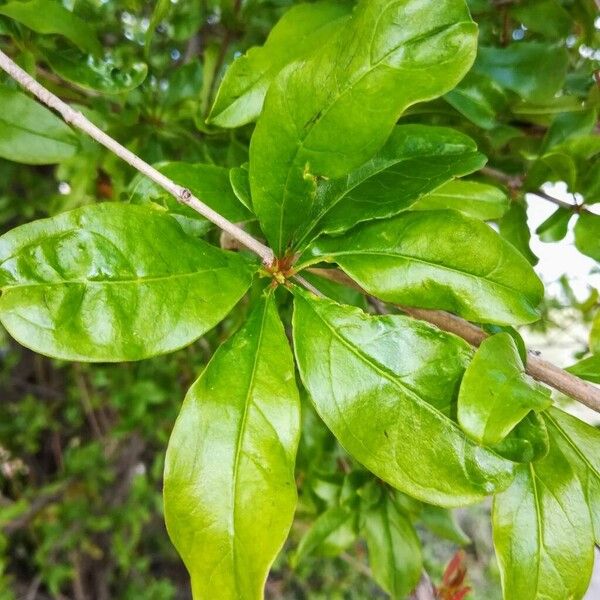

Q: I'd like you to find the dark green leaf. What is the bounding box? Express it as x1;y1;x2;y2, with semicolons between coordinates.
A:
250;0;478;254
164;295;300;599
575;212;600;262
0;86;77;164
362;494;422;597
0;0;101;55
0;204;256;361
46;48;147;94
458;333;552;446
412;180;509;221
300;211;544;326
510;0;573;38
536;207;573;243
208;1;352;128
292;290;514;507
474;43;568;103
295;125;486;246
493;417;594;600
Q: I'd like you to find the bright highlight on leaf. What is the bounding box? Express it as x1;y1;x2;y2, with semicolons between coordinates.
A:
0;203;257;361
164;295;300;600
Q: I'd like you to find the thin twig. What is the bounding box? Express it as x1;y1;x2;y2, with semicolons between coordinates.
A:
308;268;600;413
0;50;275;267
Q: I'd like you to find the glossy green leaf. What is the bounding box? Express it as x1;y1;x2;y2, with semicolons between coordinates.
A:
492;418;594;600
0;0;101;55
412;180;509;221
0;204;256;361
301;211;544;326
164;295;300;599
536;207;572;243
295;125;486;246
474;43;568;103
499;202;538;265
575;212;600;262
250;0;478;254
492;412;550;464
547;408;600;543
208;1;352;128
445;71;508;130
0;86;77;164
458;333;552;446
362;494;422;598
566;354;600;384
46;48;147;94
128;162;253;225
294;505;357;565
292;290;514;507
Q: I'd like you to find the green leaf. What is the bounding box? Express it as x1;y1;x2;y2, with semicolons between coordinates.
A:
129;162;253;224
566;354;600;384
591;312;600;355
362;494;422;598
445;71;508;130
474;43;568;103
0;0;101;55
458;333;552;446
535;207;572;243
295;125;486;246
412;180;509;221
0;204;256;361
300;211;544;326
510;0;573;38
491;412;550;464
492;417;594;600
292;290;514;507
46;48;147;94
0;86;77;164
499;202;538;265
575;212;600;262
229;166;252;211
164;295;300;600
418;503;470;546
293;505;357;565
208;1;352;128
249;0;478;254
547;408;600;544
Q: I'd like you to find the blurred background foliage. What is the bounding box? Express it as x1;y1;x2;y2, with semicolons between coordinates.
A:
0;0;599;597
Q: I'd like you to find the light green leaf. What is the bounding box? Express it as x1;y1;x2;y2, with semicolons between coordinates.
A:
499;202;538;265
295;125;486;246
0;86;77;164
362;494;422;598
493;417;594;600
575;212;600;262
412;180;509;221
591;312;600;355
292;290;514;507
250;0;478;254
458;333;552;446
300;211;544;326
294;505;357;565
208;1;352;128
46;48;147;94
0;0;101;55
128;162;253;224
474;43;568;103
0;204;256;361
547;408;600;544
229;166;252;211
164;295;300;600
566;354;600;384
492;412;549;464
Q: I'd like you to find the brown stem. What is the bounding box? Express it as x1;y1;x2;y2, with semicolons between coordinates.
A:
308;268;600;413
